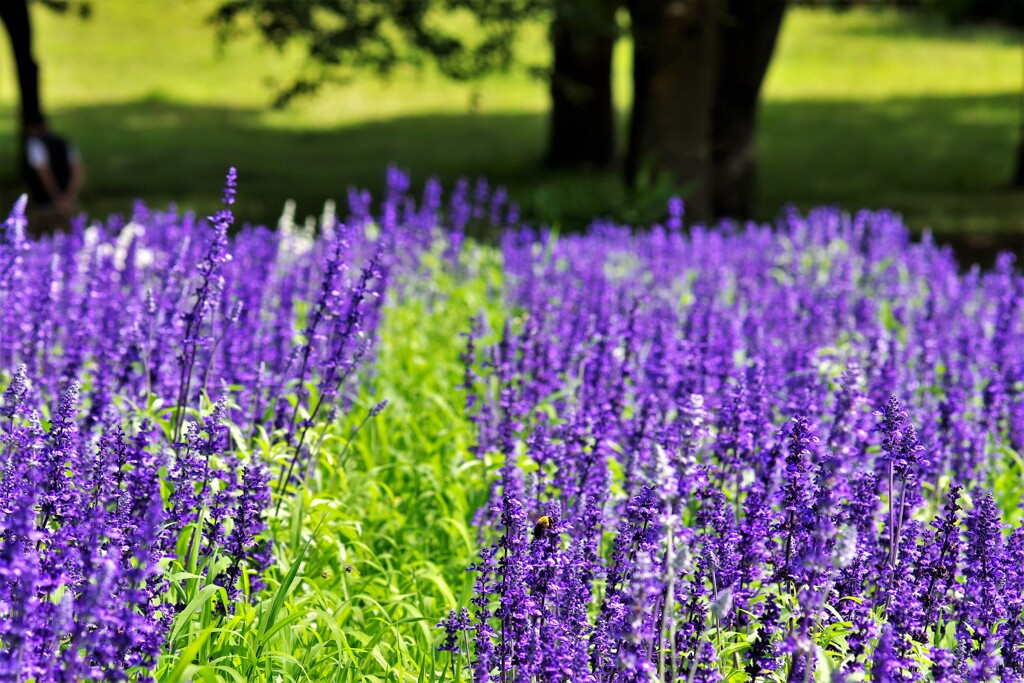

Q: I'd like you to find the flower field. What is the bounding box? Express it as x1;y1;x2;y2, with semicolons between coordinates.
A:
1;171;1023;682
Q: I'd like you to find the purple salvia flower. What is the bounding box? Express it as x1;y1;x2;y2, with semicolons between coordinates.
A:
876;394;926;567
39;380;81;525
0;195;28;287
692;639;723;683
222;166;238;205
369;399;388;418
1002;524;1024;677
744;595;781;681
667;195;684;233
221;461;273;601
958;492;1007;665
930;647;960;683
493;486;538;679
916;483;963;636
1;364;28;420
776;416;818;581
437;607;472;654
871;624;900;683
826;361;869;459
470;547;498;683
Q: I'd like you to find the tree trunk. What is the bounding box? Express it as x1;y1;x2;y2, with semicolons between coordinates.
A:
1015;137;1024;188
1014;113;1024;188
545;0;618;169
626;0;721;222
711;0;786;219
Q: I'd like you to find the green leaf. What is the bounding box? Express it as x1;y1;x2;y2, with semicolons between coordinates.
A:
169;584;228;643
160;626;215;683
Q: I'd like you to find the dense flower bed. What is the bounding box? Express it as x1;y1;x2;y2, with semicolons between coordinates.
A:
452;207;1024;681
0;170;517;680
3;170;1023;681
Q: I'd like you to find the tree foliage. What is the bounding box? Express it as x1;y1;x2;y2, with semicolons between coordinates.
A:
210;0;548;107
796;0;1023;27
31;0;91;17
924;0;1024;26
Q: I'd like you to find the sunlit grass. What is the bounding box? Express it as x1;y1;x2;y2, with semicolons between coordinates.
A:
765;8;1021;100
154;240;507;681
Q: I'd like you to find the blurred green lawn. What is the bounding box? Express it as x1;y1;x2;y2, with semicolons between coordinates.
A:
1;3;1022;250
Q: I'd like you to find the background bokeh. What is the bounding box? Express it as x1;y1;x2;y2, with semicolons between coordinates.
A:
1;1;1022;258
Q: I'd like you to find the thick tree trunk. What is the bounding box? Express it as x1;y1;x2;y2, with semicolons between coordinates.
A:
545;0;618;168
711;0;786;219
626;0;721;222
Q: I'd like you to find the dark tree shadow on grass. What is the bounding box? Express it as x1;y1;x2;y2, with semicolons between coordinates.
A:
0;91;1021;265
2;101;550;233
759;92;1024;265
820;8;1022;45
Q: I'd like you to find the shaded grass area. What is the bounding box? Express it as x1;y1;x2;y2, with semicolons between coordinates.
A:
2;101;549;232
760;92;1024;259
0;6;1022;259
2;92;1020;256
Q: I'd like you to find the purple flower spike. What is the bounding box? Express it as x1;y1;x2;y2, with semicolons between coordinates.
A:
223;166;238;206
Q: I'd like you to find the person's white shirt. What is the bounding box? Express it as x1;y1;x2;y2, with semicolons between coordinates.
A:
26;136;80;169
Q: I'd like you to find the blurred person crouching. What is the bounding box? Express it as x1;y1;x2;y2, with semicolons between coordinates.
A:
3;0;85;232
22;123;85;231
